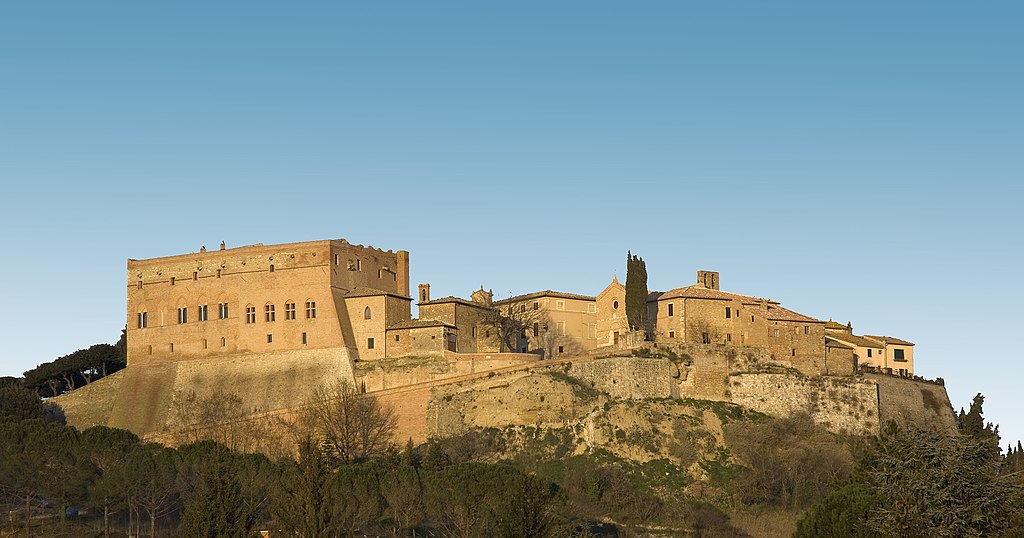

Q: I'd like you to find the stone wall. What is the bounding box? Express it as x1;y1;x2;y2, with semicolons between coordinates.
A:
567;358;676;399
354;353;537;392
869;373;956;434
729;373;880;435
55;346;355;436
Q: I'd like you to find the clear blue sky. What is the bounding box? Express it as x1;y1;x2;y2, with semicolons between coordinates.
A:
2;2;1021;444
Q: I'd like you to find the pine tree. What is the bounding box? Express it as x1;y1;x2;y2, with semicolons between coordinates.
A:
625;251;648;333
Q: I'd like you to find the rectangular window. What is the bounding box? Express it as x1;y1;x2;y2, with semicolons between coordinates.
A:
894;348;906;361
725;307;731;319
267;334;273;343
137;311;148;328
702;332;711;344
533;322;539;337
803;325;809;335
198;304;208;321
270;264;275;273
219;303;229;319
669;330;675;338
193;271;198;281
751;315;754;323
557;321;566;336
394;334;400;341
588;323;596;338
221;337;226;347
334;253;339;265
792;348;796;357
472;327;477;338
285;302;296;320
588;303;596;313
217;269;222;278
520;304;526;313
367;337;374;349
138;280;143;289
306;301;317;319
170;277;175;286
246;306;256;324
265;304;275;322
356;259;361;271
727;333;732;342
558;346;564;354
178;307;188;324
667;304;674;317
556;300;565;311
302;332;308;345
867;349;872;357
533;301;539;310
202;339;208;349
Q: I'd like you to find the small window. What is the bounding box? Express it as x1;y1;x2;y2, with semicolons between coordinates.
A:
356;259;362;271
137;311;148;329
727;333;733;342
306;301;317;319
367;337;374;349
868;349;873;357
520;304;526;313
270;264;275;273
395;334;400;342
533;322;539;337
137;280;143;289
219;303;229;319
221;337;226;347
148;345;153;355
725;307;731;319
267;334;273;343
533;301;539;311
217;269;222;278
751;315;754;323
265;304;275;322
803;325;809;335
202;339;208;349
558;346;564;354
198;304;208;322
364;306;372;320
894;348;906;361
588;304;596;313
792;348;796;357
557;321;566;336
178;307;188;324
334;253;339;265
170;277;175;286
556;300;565;311
246;305;256;324
702;332;711;345
302;332;308;345
472;327;476;337
613;300;619;310
285;302;296;320
169;343;174;352
668;304;674;317
193;271;198;281
669;330;675;338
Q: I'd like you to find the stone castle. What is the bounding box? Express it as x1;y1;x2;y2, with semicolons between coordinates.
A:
126;237;915;378
54;235;944;444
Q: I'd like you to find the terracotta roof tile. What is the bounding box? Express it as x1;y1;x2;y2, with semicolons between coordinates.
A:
865;335;914;346
419;296;490;308
344;287;412;300
388;318;457;330
494;290;596;305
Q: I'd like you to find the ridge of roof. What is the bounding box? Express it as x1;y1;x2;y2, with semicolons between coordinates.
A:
344;287;412;300
388;318;457;330
494;290;596;304
865;335;915;346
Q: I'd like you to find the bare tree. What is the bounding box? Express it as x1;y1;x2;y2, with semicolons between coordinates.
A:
303;379;398;463
687;319;723;345
483;300;547;353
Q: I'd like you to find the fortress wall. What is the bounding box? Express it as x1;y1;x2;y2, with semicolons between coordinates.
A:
869;373;957;434
568;357;676;399
729;374;880;436
56;347;355;437
355;354;536;392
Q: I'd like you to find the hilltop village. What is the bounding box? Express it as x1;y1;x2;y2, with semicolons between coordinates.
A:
57;236;948;445
124;238;913;376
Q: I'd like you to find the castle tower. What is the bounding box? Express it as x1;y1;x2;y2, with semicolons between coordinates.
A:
697;270;719;290
418;283;431;304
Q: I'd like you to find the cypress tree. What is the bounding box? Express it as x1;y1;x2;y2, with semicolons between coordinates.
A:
625;251;648;333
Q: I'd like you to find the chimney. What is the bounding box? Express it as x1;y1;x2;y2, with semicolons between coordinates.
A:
418;283;431;304
219;241;226;251
696;270;719;290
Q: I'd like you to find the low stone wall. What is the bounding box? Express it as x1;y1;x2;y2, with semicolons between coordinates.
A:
729;373;880;436
355;352;538;392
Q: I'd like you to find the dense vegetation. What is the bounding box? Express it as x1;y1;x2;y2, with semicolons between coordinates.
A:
21;330;126;398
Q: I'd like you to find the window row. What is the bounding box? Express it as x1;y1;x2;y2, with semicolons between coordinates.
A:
136;301;317;328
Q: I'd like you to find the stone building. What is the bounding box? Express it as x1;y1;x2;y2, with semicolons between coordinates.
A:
493;290;599;357
825;321;915;375
126;239;412;364
642;271;827;375
416;285;499;353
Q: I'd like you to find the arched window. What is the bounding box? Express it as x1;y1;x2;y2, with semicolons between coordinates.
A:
364;306;372;320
